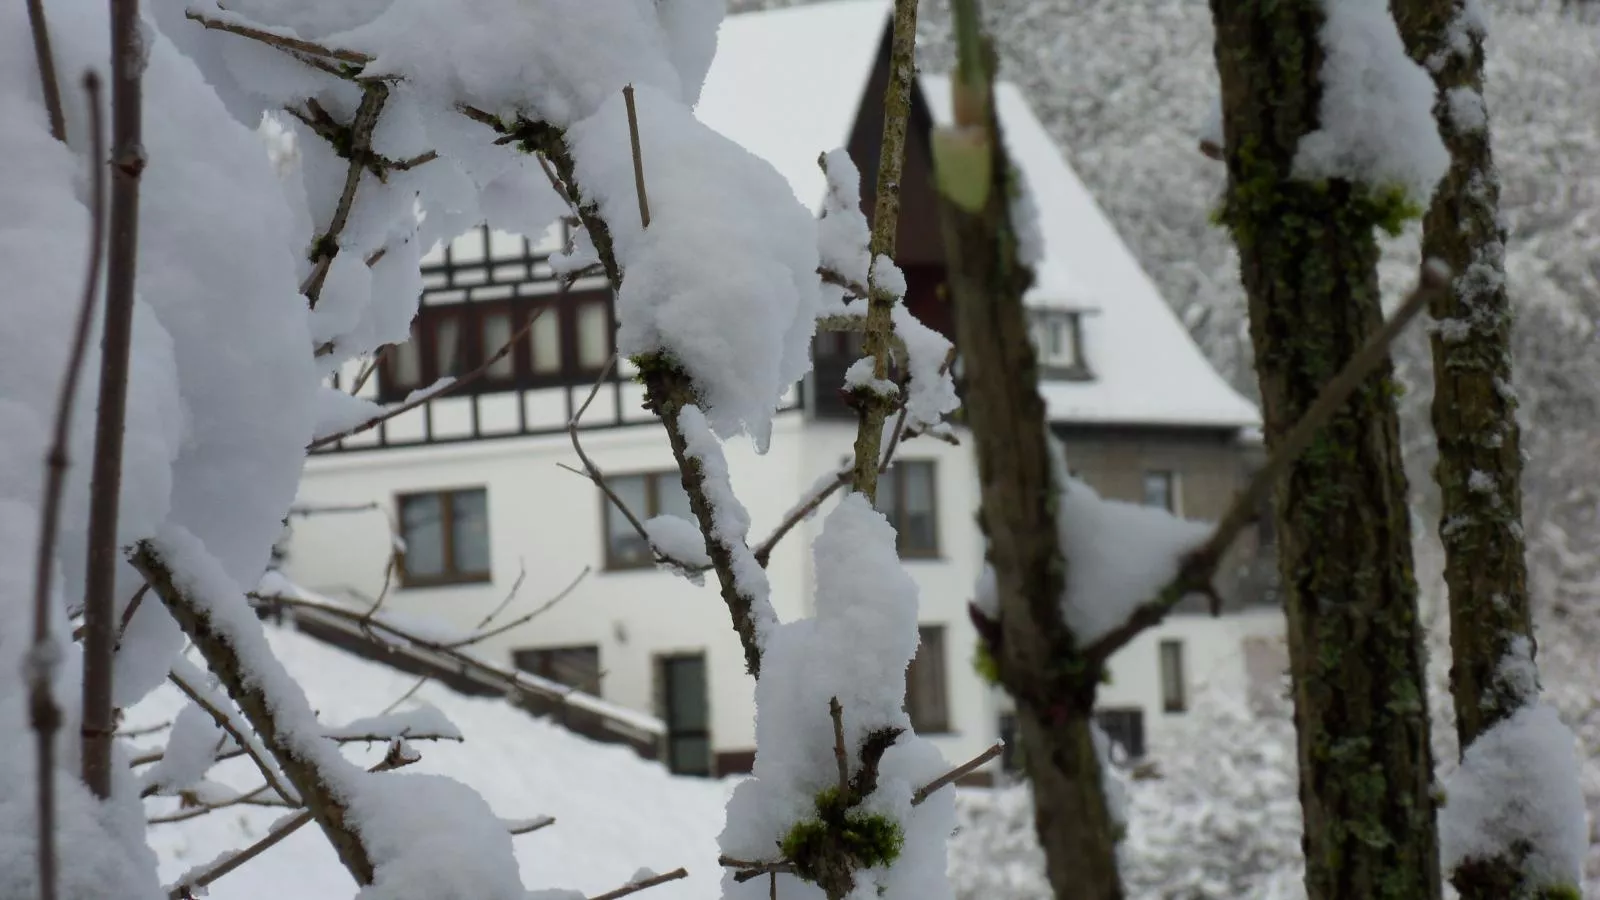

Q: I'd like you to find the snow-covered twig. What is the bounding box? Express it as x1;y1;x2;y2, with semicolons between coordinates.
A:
181;9;372;65
296;87;390;306
118;718;172;739
848;0;922;503
23;0;63;142
163;740;417;900
164;666;297;804
83;14;146;796
309;308;544;449
1084;261;1450;665
28;69;106;900
506;815;556;835
588;867;689;900
131;542;378;884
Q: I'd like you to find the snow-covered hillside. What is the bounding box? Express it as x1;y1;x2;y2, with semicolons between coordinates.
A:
125;627;734;899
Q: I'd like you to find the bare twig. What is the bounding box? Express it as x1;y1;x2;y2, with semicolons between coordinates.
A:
132;725;459;769
165;668;296;804
720;856;797;884
182;10;373;64
589;868;689;900
829;697;849;797
147;783;287;824
164;743;414;899
29;70;107;900
25;0;66;142
349;346;392;395
752;470;851;567
911;741;1003;806
309;309;543;449
621;85;650;228
1083;262;1450;665
118;718;171;739
442;566;587;649
83;15;148;795
507;815;556;835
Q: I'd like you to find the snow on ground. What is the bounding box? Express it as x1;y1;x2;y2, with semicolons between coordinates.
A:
125;626;734;899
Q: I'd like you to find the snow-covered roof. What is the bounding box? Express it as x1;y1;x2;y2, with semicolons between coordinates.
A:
919;76;1260;430
697;1;1260;431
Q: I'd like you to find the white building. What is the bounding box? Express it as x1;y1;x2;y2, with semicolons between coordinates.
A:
281;0;1285;780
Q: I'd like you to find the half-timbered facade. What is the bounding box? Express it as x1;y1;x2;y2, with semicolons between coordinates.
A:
283;0;1283;778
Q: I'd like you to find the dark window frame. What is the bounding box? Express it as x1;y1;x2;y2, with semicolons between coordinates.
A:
1030;310;1092;381
905;624;951;733
396;487;492;587
1142;469;1178;513
877;460;940;559
1094;706;1146;761
512;644;602;694
656;652;713;777
376;289;616;403
1159;638;1187;714
601;470;695;572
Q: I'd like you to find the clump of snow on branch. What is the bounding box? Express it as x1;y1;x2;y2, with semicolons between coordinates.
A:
817;148;872;291
676;406;779;639
720;495;953;899
1046;439;1210;644
570;86;821;440
1438;643;1587;892
643;514;714;569
1293;0;1450;206
891;304;959;431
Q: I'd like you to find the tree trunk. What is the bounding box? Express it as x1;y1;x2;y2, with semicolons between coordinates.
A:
933;8;1124;897
1392;2;1546;896
1208;3;1442;899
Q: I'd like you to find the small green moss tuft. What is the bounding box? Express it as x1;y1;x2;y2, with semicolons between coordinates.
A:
971;641;1001;685
1535;884;1581;900
629;350;681;383
779;786;906;883
1356;183;1426;237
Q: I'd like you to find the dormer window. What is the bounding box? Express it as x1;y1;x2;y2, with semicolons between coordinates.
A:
1030;310;1090;380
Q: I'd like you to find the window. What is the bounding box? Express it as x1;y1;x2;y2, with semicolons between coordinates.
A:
513;645;601;693
657;653;712;776
1094;707;1145;761
876;461;938;558
1142;470;1177;513
397;488;491;586
905;626;950;733
1159;639;1187;713
603;471;695;570
376;289;617;402
1029;311;1088;377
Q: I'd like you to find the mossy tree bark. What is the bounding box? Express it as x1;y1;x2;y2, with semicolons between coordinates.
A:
933;5;1123;898
1208;3;1442;899
1393;3;1551;896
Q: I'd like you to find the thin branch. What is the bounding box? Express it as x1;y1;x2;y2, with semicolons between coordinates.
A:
1084;262;1451;665
829;697;849;797
589;868;689;900
182;10;373;64
84;13;148;795
25;0;66;142
301;86;388;306
752;469;851;567
165;669;296;804
621;85;650;228
118;718;171;739
817;265;869;301
147;783;283;824
850;0;922;503
29;69;106;900
349;346;391;395
164;743;414;900
911;741;1003;806
507;815;556;836
132;726;459;769
441;566;587;649
309;309;543;448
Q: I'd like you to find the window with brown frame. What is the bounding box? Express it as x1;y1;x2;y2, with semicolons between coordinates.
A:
876;460;939;558
905;625;950;733
602;471;695;570
396;488;491;586
512;645;601;693
377;290;615;402
1029;310;1091;380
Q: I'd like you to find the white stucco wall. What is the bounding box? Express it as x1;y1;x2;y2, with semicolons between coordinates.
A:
287;400;1283;776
